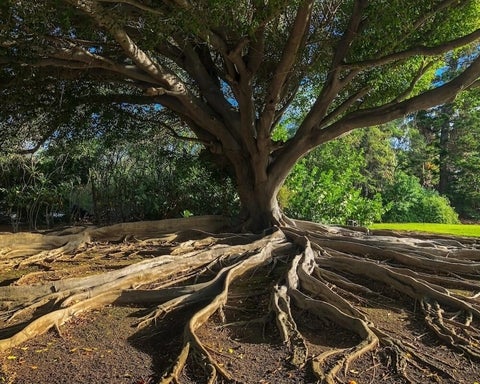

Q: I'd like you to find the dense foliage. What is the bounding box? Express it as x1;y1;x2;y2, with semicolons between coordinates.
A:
2;112;474;231
281;130;386;225
381;171;459;224
0;136;238;230
281;124;463;225
1;0;479;230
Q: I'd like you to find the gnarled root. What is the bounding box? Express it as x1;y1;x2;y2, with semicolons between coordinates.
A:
159;229;286;383
1;217;480;383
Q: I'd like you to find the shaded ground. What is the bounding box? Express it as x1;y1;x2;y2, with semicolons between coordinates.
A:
1;220;480;383
2;277;480;383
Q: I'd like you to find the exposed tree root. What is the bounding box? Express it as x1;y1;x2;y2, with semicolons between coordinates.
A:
1;216;480;383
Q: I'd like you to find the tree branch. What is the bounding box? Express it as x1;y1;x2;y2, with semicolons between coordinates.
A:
269;55;480;194
180;40;236;127
96;0;165;15
164;0;191;8
0;54;152;85
273;83;302;128
319;84;370;128
343;29;480;70
16;128;57;155
331;0;368;68
62;0;240;154
158;121;211;146
318;56;480;142
468;79;480;90
64;0;184;92
392;60;437;103
132;112;212;146
391;0;471;52
247;25;265;75
297;0;368;137
51;46;160;83
224;37;258;157
257;0;314;148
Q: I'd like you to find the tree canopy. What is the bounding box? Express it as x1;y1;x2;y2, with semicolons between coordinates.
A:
3;3;480;383
1;0;480;229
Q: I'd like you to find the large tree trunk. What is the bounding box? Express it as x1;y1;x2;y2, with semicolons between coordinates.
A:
231;152;287;232
237;181;284;232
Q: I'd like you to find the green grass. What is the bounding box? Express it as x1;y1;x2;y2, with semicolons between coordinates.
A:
369;223;480;238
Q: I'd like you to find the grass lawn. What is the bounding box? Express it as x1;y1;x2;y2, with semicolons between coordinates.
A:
369;223;480;238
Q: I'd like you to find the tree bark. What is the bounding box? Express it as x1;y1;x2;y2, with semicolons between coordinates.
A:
229;151;285;232
237;180;284;232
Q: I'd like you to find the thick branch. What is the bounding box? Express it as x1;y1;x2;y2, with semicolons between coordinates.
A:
344;29;480;70
0;54;151;85
60;1;240;153
227;37;260;157
318;55;480;142
51;46;160;83
65;0;184;92
257;0;314;143
180;41;238;130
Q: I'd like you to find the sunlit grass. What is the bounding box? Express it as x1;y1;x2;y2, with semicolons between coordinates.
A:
369;223;480;238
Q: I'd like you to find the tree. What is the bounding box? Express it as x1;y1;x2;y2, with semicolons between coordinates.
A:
1;1;480;383
400;54;480;218
381;170;460;223
1;0;479;230
391;118;440;188
447;88;480;218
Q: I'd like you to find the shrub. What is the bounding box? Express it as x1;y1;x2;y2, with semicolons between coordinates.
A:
282;160;385;226
382;171;459;224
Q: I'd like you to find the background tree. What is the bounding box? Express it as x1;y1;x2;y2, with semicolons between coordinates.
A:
396;53;480;219
281;128;387;225
447;88;480;218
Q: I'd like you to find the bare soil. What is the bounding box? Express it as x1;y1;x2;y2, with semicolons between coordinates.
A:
2;286;480;384
1;222;480;383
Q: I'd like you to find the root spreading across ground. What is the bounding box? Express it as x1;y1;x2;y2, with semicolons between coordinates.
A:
1;216;479;383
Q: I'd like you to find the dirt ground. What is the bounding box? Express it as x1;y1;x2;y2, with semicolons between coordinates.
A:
1;226;480;384
2;287;480;384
